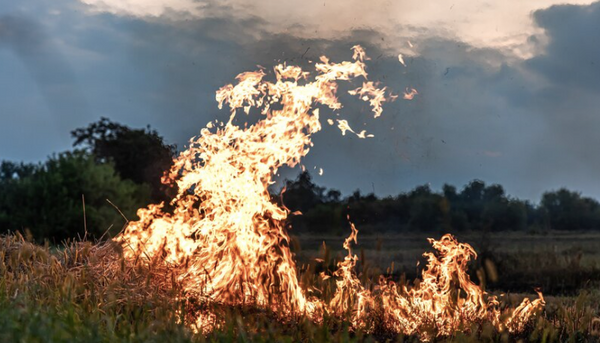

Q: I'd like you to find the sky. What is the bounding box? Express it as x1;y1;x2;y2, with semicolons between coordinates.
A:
1;0;600;202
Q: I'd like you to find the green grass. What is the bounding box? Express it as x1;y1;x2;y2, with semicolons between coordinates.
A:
1;233;600;342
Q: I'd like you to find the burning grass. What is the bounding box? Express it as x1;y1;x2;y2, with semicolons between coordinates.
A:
0;232;598;342
110;46;543;339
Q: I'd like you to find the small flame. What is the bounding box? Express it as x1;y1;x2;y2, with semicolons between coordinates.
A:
335;119;373;138
348;81;397;118
403;87;419;100
398;53;406;66
117;46;543;340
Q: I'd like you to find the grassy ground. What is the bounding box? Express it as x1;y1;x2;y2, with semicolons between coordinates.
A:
1;232;600;342
294;231;600;295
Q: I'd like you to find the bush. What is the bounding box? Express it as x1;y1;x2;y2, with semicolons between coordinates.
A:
0;151;151;242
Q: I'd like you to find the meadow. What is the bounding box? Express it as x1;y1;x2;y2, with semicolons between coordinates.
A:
295;231;600;295
1;231;599;342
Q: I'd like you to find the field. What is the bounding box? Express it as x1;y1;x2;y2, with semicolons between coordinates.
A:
1;231;600;342
295;231;600;295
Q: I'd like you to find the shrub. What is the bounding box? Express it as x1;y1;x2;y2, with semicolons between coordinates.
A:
0;151;151;241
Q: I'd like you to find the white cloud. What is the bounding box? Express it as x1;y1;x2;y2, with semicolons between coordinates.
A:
79;0;202;18
78;0;596;56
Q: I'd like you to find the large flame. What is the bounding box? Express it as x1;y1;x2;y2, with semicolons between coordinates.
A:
117;46;544;339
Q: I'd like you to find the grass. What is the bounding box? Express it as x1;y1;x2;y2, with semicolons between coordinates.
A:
0;232;599;342
294;231;600;295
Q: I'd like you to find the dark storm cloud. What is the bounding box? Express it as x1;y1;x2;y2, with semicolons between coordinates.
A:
527;2;600;91
504;2;600;198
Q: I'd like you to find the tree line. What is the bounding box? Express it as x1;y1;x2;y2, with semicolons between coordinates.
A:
281;172;600;234
2;118;599;242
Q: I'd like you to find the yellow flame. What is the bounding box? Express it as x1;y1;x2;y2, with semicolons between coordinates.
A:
398;53;406;66
117;46;543;339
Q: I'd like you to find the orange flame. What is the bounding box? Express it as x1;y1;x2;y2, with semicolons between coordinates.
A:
116;46;543;339
403;87;419;100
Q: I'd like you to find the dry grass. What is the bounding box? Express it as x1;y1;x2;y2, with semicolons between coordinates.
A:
294;232;600;295
0;232;599;342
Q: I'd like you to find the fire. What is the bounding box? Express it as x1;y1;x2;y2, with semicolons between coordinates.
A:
116;46;544;339
403;87;419;100
398;53;406;66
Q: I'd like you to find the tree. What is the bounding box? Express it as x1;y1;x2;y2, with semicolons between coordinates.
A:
407;185;444;231
482;198;527;231
483;184;505;202
71;117;176;202
0;151;151;242
281;171;326;213
279;172;348;233
1;161;38;180
540;189;600;231
458;180;487;230
442;184;458;202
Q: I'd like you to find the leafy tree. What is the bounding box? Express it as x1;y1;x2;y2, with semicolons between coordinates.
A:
280;172;347;233
282;171;326;213
483;184;505;202
0;151;151;242
540;189;600;231
1;161;38;180
482;198;527;231
71;117;176;202
442;184;458;202
406;185;444;231
325;189;342;203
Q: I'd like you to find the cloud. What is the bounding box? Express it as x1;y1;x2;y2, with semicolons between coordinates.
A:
77;0;596;55
79;0;202;18
526;1;600;91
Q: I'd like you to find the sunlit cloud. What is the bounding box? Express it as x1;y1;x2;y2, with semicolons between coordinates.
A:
79;0;596;56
